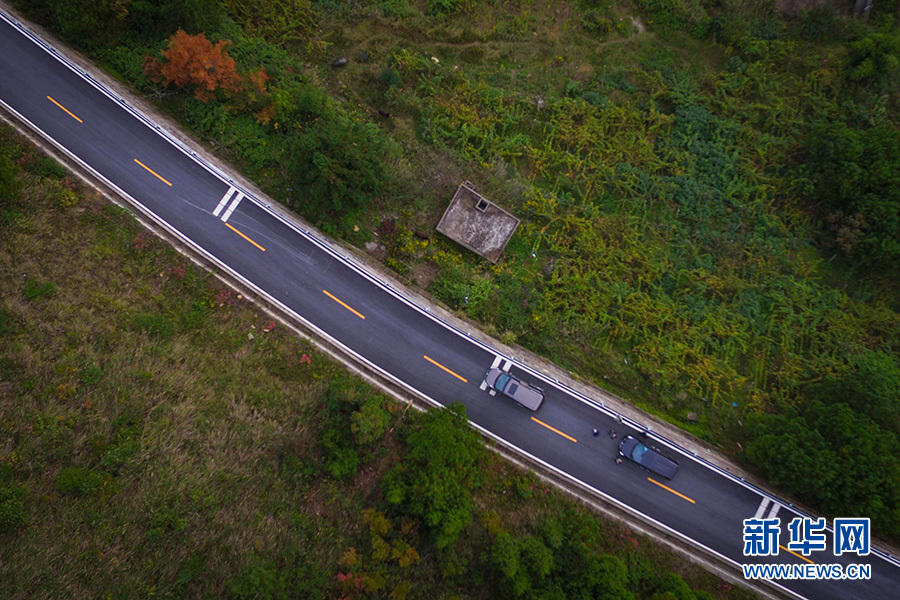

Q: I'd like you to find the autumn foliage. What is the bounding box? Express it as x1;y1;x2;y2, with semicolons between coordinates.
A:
144;30;242;101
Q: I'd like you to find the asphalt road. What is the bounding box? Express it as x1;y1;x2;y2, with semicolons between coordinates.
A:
1;12;897;599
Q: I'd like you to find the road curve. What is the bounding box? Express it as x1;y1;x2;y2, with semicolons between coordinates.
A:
1;11;897;600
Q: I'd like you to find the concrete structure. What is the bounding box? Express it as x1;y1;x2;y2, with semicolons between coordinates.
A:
435;182;520;263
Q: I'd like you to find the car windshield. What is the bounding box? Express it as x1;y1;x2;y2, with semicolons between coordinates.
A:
630;442;649;464
495;373;511;391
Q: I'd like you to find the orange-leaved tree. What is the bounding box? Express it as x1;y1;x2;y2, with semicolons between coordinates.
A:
144;30;242;102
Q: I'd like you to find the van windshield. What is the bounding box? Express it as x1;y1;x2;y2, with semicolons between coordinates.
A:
631;443;649;464
495;373;511;391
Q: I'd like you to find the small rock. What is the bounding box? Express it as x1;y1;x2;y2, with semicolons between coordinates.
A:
536;96;546;110
248;333;255;340
331;57;348;68
365;241;379;252
686;412;699;423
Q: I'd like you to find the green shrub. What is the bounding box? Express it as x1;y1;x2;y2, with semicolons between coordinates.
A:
78;363;103;386
0;484;27;533
324;444;359;479
582;11;613;35
426;0;476;16
375;0;414;18
147;503;188;541
30;155;66;179
378;67;403;89
319;381;371;479
56;467;105;497
100;426;141;474
797;6;836;41
220;0;319;47
635;0;708;33
133;313;175;338
23;278;55;301
847;32;900;86
227;553;327;600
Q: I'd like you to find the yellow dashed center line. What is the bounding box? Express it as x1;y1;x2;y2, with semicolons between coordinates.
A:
423;355;467;383
225;222;266;252
323;290;365;319
531;417;577;443
779;545;815;564
47;96;82;123
133;159;172;186
647;478;696;504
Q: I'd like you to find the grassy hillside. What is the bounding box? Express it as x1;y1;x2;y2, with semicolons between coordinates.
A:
0;125;757;598
9;0;900;539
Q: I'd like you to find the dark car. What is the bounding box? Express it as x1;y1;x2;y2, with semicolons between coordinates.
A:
483;368;545;411
618;435;679;480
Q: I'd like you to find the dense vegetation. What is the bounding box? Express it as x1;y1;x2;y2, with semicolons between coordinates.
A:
0;126;751;598
10;0;900;540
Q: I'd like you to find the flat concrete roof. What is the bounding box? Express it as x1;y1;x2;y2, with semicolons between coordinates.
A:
435;183;520;263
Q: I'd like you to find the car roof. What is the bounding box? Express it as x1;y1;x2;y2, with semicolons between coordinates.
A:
641;448;679;479
620;435;678;479
506;380;544;411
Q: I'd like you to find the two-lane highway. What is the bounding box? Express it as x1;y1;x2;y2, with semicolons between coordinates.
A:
2;11;898;599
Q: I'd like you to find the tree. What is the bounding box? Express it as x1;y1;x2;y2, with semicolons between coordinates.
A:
648;573;700;600
807;350;900;434
802;122;900;269
350;398;392;446
288;112;397;222
382;403;484;549
126;0;224;43
144;30;242;102
746;401;900;537
490;533;554;598
847;31;900;85
46;0;131;48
